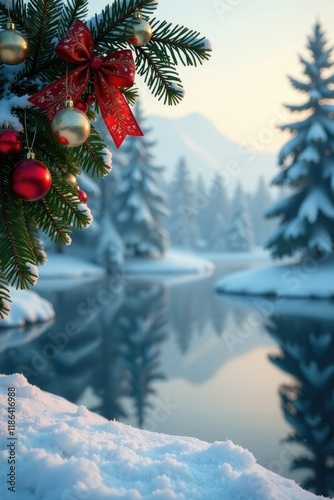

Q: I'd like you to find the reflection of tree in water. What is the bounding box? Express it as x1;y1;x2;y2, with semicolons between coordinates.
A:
89;292;128;421
209;293;229;337
117;283;168;428
0;273;231;429
169;282;197;354
169;275;229;352
0;281;169;429
267;315;334;497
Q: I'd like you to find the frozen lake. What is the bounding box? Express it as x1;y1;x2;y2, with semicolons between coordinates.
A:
1;259;333;498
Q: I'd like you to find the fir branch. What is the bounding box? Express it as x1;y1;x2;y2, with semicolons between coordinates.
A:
27;171;91;245
72;125;109;177
49;172;91;229
0;161;38;289
25;0;62;76
57;0;89;39
89;0;158;49
121;86;139;106
28;197;72;245
0;0;27;30
0;272;11;320
135;46;183;104
149;18;211;67
24;212;47;265
288;76;311;92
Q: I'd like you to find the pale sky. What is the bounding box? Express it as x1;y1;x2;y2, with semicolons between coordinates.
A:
88;0;334;153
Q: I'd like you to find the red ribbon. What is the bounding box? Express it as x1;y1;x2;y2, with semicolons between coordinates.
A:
28;20;143;148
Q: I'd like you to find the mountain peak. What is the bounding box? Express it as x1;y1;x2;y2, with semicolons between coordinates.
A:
149;113;277;193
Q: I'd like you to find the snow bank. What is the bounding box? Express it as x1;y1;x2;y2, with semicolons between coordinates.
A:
0;290;54;328
204;247;270;262
0;374;324;500
216;255;334;298
125;250;214;276
38;255;106;280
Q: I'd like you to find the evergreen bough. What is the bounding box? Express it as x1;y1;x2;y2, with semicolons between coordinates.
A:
0;0;211;317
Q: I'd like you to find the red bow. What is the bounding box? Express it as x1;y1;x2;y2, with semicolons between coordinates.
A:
28;20;143;148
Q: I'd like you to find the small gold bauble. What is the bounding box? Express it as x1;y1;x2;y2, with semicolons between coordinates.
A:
51;100;91;148
64;172;77;188
0;23;29;65
128;12;152;47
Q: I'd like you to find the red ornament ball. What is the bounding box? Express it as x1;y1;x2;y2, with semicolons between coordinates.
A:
11;158;52;201
0;128;22;155
84;93;96;106
74;100;88;113
77;189;88;203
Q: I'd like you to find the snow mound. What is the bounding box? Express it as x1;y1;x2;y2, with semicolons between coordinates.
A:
0;290;54;328
216;255;334;298
125;250;214;276
0;374;323;500
38;255;106;280
205;247;270;262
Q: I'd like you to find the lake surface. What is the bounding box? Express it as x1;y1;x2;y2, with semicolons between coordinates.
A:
1;258;333;498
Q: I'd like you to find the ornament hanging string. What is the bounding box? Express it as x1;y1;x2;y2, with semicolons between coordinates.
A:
28;20;143;148
65;63;71;101
24;110;37;153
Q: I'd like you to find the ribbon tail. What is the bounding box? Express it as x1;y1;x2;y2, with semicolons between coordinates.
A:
95;75;143;148
28;66;90;121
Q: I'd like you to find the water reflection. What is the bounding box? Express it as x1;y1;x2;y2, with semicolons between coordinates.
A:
0;275;230;429
0;281;170;426
267;313;334;497
2;264;332;497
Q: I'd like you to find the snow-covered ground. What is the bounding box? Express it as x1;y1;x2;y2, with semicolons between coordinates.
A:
38;254;106;280
125;250;214;276
0;374;324;500
216;255;334;299
203;247;270;263
0;290;54;328
37;252;213;283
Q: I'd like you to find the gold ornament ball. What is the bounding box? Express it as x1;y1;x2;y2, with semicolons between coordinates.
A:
51;100;91;148
128;12;152;47
0;23;29;65
64;172;77;188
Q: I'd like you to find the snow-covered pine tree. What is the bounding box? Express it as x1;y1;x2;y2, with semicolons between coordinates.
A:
0;0;211;317
250;176;275;246
226;183;254;252
168;157;199;249
206;172;230;251
95;167;125;273
265;23;334;259
92;122;125;272
207;172;230;224
114;101;170;257
209;213;226;252
194;174;208;249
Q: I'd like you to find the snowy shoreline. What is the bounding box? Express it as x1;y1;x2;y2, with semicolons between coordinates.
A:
0;374;324;500
124;250;214;276
216;255;334;299
0;290;54;328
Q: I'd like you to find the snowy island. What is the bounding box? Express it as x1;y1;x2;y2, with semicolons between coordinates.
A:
0;374;325;500
216;254;334;299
